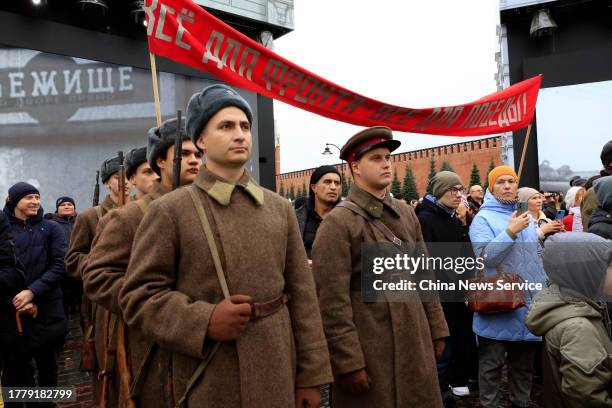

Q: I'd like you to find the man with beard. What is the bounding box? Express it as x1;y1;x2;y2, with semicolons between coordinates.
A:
312;127;449;408
295;165;342;259
83;118;200;407
119;84;331;407
125;146;158;200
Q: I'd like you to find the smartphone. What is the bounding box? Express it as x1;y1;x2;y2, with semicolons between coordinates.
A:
555;210;565;221
516;202;528;215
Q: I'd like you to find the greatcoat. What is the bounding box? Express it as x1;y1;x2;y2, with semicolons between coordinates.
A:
312;183;449;408
65;195;116;279
83;181;170;407
119;166;332;407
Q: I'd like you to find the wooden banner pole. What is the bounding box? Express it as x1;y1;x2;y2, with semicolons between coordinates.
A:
149;52;162;127
517;122;533;181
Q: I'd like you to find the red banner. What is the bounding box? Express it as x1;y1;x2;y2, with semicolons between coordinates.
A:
145;0;541;136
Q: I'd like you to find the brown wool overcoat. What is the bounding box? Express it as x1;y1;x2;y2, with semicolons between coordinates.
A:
312;183;449;408
119;166;332;407
83;181;170;408
66;195;116;279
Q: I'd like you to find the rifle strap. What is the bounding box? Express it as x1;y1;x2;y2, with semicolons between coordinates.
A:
173;186;231;408
105;313;119;372
129;342;157;399
95;205;103;220
336;201;403;247
187;186;231;300
127;198;155;400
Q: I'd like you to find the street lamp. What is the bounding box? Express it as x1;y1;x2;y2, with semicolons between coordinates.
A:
322;143;347;196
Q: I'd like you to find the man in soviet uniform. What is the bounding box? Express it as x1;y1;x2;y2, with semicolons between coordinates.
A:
125;146;158;201
65;155;132;379
120;84;332;407
82;119;201;407
312;126;449;408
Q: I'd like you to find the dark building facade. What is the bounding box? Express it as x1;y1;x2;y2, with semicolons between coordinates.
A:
0;1;291;210
500;0;612;189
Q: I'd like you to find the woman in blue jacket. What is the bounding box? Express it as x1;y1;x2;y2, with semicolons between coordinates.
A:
469;167;547;408
2;182;68;400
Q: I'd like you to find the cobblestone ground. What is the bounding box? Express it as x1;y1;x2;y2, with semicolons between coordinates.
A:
58;311;95;408
54;312;542;408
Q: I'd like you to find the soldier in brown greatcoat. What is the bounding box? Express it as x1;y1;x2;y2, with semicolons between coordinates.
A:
65;156;132;381
82;118;201;407
312;127;449;408
119;84;332;407
65;156;132;279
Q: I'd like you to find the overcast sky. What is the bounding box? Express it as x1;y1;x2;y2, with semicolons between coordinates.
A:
273;0;500;173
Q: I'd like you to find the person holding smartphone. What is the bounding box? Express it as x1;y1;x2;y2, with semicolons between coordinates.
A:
518;187;564;242
469;166;548;408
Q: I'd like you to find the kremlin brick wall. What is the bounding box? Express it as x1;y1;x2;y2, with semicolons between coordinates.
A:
277;136;502;198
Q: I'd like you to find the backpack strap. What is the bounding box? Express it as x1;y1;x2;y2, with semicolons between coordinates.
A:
336;201;403;247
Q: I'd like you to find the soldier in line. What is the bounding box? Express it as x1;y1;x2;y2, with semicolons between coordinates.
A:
65;156;132;387
312;127;449;408
119;84;332;407
125;146;158;201
66;156;132;280
82;119;200;407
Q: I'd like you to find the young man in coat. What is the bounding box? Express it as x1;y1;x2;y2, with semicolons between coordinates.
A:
66;155;132;279
2;183;68;402
417;171;477;404
65;155;132;376
311;126;449;408
119;84;332;407
125;146;158;200
82;118;201;407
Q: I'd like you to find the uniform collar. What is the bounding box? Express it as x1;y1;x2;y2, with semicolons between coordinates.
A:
347;182;400;219
101;195;117;212
194;165;264;207
148;181;170;200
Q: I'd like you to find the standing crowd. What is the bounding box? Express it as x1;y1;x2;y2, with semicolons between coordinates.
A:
0;83;610;408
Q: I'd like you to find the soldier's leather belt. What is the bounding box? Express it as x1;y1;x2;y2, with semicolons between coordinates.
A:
250;294;289;321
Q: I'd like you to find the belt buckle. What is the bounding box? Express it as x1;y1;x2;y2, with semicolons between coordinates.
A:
250;302;258;320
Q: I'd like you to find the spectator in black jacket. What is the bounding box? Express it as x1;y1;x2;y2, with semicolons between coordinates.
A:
417;171;477;406
588;176;612;240
295;165;342;259
47;196;81;315
0;211;26;375
2;182;68;401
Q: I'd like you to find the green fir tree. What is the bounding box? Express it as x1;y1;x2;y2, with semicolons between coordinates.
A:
469;163;481;188
390;172;401;197
342;175;350;197
288;184;296;201
425;153;436;196
439;161;455;172
300;182;308;198
483;158;496;191
279;183;285;198
402;166;419;201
